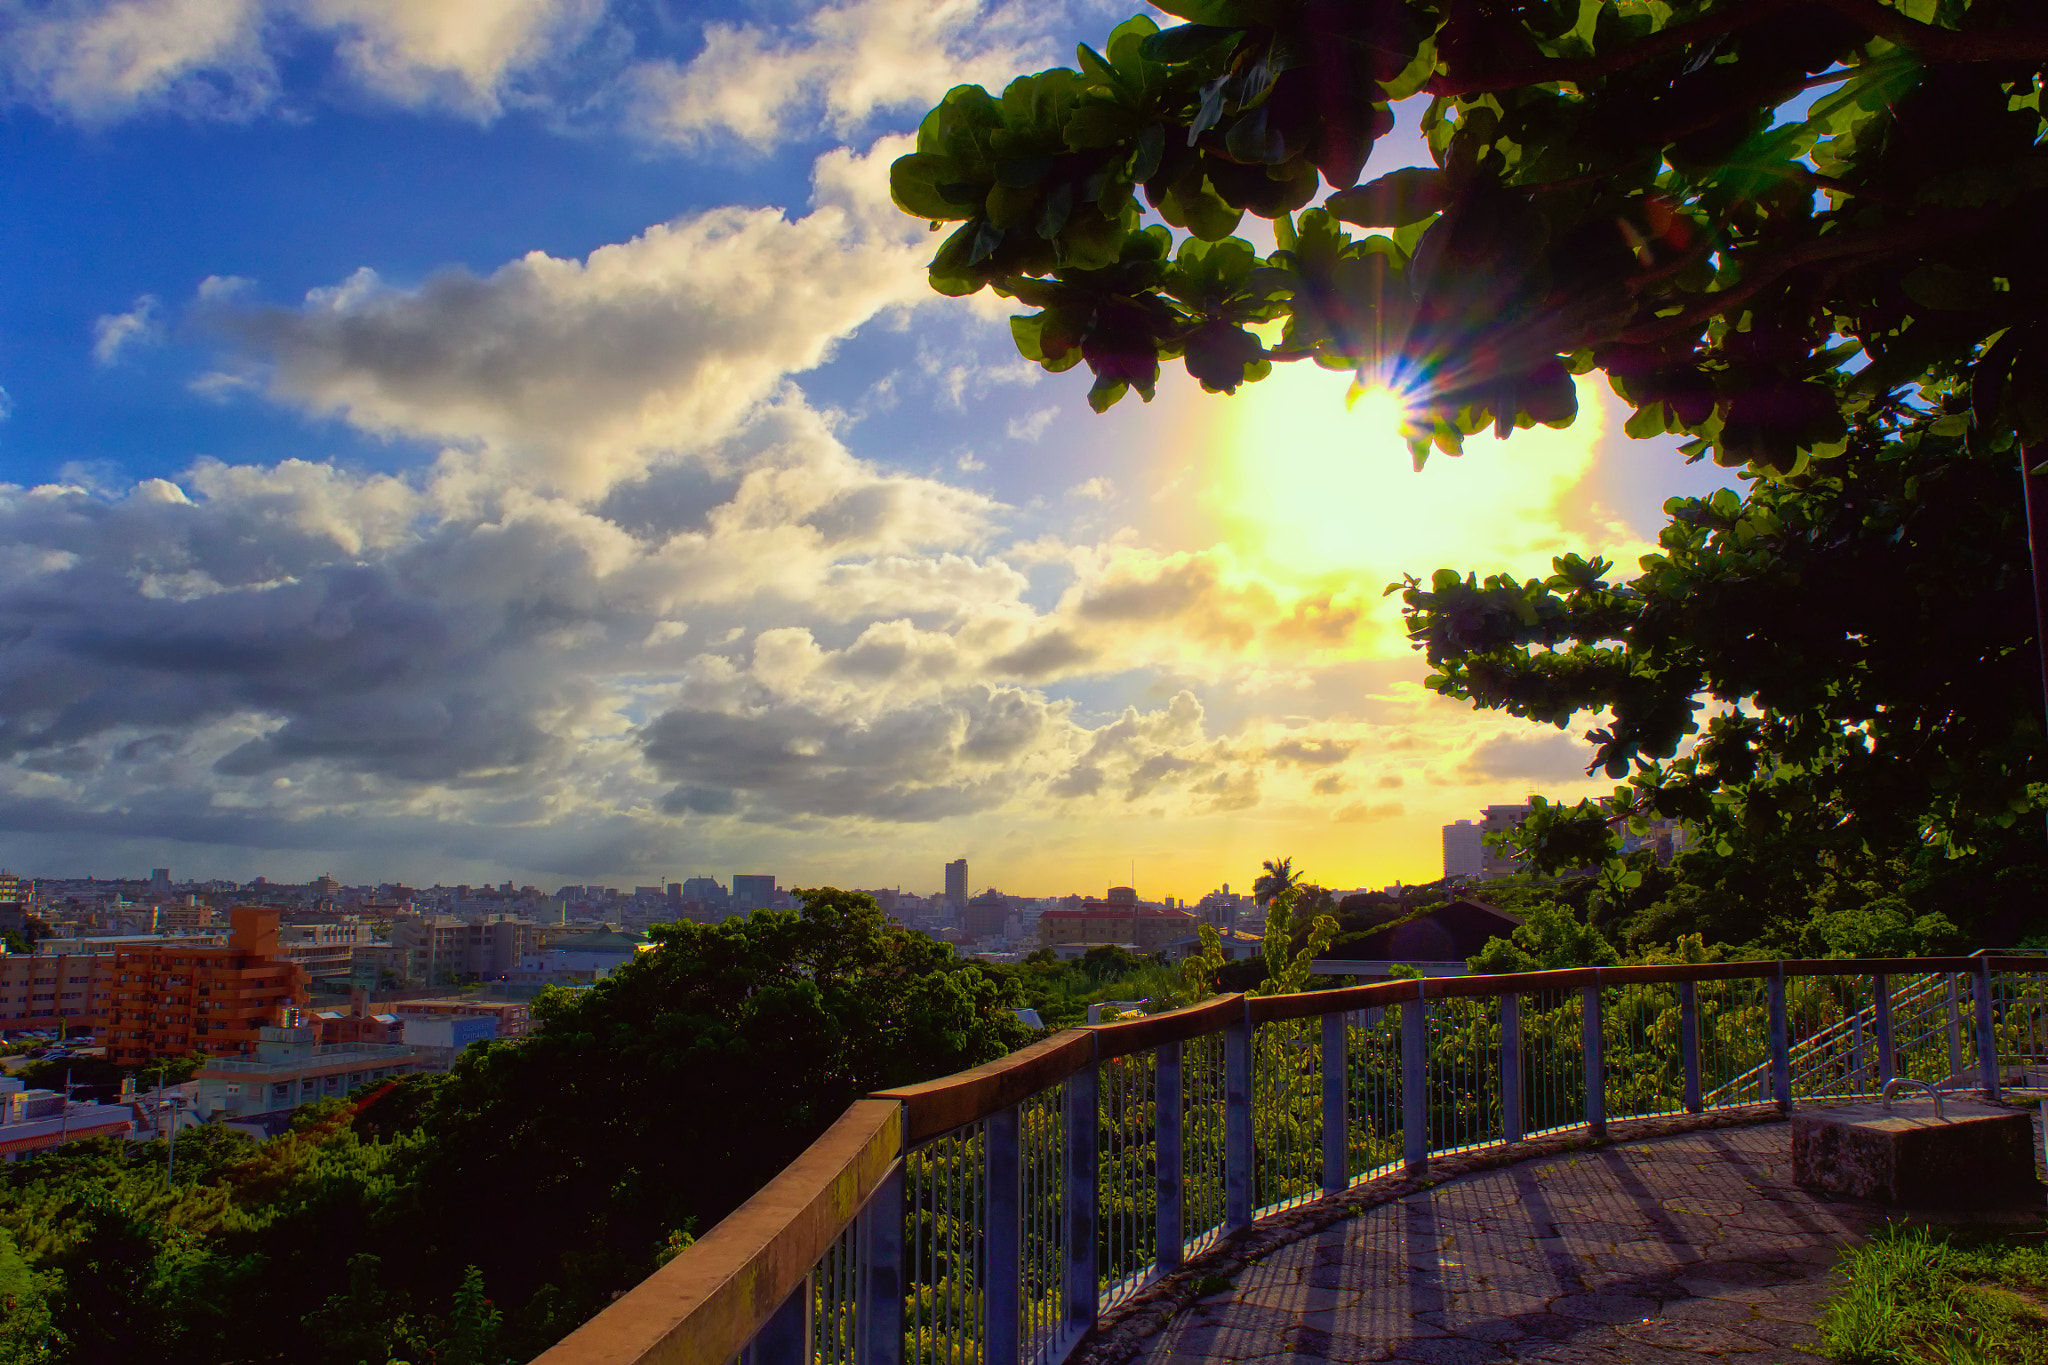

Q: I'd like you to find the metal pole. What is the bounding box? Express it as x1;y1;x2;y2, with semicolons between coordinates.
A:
1581;982;1605;1141
1064;1054;1099;1338
1874;973;1894;1087
1946;975;1965;1082
1320;1012;1347;1195
985;1105;1021;1365
1500;993;1523;1143
1154;1041;1183;1273
1223;1010;1253;1229
1975;956;2002;1102
754;1278;812;1365
1768;965;1791;1110
856;1159;904;1365
2018;447;2048;815
1401;983;1427;1176
1679;981;1702;1114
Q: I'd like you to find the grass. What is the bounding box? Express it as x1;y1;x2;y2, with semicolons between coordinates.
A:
1821;1221;2048;1364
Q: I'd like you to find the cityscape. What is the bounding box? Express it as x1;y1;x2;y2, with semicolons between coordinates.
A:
0;1;2043;1364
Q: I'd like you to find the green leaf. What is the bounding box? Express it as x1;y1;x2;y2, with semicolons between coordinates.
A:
889;153;980;221
1326;167;1449;227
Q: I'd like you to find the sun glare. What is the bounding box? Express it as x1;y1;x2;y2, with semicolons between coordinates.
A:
1206;361;1612;588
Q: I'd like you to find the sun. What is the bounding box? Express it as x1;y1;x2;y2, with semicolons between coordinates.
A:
1205;361;1611;585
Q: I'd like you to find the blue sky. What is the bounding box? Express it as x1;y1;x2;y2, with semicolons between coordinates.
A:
0;0;1733;897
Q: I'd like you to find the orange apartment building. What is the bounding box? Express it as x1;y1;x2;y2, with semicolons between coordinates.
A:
102;906;309;1065
0;951;116;1033
1037;889;1198;954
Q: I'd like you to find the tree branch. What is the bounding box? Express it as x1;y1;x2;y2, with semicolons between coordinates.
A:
1426;0;1789;97
1615;214;1970;344
1810;0;2048;62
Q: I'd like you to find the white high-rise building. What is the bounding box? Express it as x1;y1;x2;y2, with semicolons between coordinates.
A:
1441;821;1483;879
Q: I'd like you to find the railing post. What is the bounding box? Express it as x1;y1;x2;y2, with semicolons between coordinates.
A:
754;1276;811;1365
1581;981;1605;1141
1975;956;2002;1101
1224;1006;1253;1228
985;1105;1021;1365
1500;992;1523;1144
856;1159;904;1365
1679;980;1702;1115
1873;972;1894;1088
1320;1011;1347;1195
1064;1051;1099;1340
1154;1041;1183;1272
1401;982;1427;1176
1768;964;1791;1110
1946;974;1965;1082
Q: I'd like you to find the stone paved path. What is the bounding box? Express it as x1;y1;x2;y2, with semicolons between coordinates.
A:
1126;1120;2034;1365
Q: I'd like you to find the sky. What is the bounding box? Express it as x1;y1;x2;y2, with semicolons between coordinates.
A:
0;0;1737;898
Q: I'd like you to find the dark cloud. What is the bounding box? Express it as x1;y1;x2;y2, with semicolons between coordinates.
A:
1458;732;1594;783
1265;737;1355;767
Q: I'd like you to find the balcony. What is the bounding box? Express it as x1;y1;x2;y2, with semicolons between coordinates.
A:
531;953;2048;1365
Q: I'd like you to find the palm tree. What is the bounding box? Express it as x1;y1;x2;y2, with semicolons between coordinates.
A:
1253;856;1304;906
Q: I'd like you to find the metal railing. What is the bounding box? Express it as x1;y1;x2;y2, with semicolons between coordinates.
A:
531;954;2048;1365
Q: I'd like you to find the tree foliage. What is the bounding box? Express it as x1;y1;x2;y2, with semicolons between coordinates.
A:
902;0;2048;893
895;0;2048;464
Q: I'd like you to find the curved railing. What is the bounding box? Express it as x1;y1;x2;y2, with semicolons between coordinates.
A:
532;953;2048;1365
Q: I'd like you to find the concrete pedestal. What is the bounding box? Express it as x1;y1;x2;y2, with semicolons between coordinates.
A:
1792;1101;2044;1208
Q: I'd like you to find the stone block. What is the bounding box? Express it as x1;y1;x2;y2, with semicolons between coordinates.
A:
1791;1101;2044;1208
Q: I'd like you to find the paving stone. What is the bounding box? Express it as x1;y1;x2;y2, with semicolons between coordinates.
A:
1113;1123;1885;1365
1385;1335;1513;1364
1614;1318;1767;1353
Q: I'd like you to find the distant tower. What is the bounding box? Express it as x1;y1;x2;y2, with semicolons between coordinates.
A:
151;868;171;897
944;858;968;910
1441;821;1482;879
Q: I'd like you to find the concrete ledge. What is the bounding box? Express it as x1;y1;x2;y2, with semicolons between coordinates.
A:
1792;1100;2045;1208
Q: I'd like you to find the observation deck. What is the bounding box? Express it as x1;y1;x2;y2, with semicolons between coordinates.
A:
532;953;2048;1365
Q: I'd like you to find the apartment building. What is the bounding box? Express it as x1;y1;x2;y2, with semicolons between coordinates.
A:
0;950;114;1033
390;914;538;983
101;907;309;1066
1037;888;1197;954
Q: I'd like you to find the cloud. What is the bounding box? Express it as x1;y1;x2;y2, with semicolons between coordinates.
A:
1005;405;1057;442
212;136;928;497
1457;731;1595;784
92;294;162;364
0;0;602;122
1332;800;1402;824
1265;736;1354;767
1311;772;1347;796
1068;476;1114;502
299;0;604;116
627;0;1051;150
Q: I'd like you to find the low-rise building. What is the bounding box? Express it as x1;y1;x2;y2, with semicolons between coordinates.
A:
394;997;530;1039
1037;887;1198;956
0;1079;135;1160
0;948;115;1034
512;929;645;983
191;1025;424;1130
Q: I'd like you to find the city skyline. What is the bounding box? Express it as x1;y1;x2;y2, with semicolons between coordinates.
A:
0;1;1733;895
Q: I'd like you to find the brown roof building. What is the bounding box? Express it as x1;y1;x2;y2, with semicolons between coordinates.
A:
1038;888;1198;953
101;906;308;1066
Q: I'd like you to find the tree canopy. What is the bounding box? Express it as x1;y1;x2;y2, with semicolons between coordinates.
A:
891;0;2046;468
895;0;2048;905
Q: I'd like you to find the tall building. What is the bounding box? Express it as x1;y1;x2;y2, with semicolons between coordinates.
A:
0;872;29;933
101;906;309;1065
150;868;172;897
1441;821;1483;879
732;875;776;912
1479;804;1535;879
944;858;968;910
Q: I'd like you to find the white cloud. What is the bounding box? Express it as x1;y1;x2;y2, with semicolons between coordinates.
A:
628;0;1052;150
92;294;162;365
214;136;929;498
1068;476;1114;502
1005;405;1057;442
299;0;603;116
0;0;599;122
